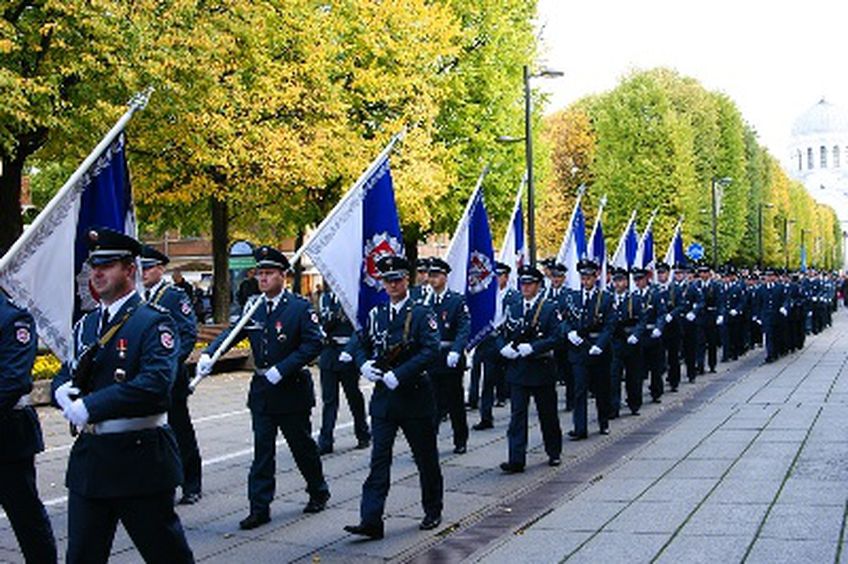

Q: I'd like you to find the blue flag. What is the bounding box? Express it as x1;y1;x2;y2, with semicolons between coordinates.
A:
447;187;497;349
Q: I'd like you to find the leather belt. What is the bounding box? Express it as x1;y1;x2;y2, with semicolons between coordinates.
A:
13;394;31;410
706;307;718;311
82;413;167;435
588;332;601;339
439;341;454;349
332;336;350;345
646;324;656;329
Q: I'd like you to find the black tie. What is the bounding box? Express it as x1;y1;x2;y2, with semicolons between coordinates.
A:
266;300;273;317
145;289;151;302
100;309;111;337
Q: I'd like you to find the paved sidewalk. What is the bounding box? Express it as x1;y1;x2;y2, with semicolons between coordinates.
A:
472;316;848;564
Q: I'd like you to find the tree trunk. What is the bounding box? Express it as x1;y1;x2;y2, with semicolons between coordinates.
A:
0;156;25;255
211;197;230;324
292;229;304;295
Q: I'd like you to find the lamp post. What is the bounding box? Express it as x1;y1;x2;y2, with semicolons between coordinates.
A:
800;228;809;271
758;202;774;268
711;176;732;269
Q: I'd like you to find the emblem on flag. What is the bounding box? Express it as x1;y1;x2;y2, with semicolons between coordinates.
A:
362;232;403;289
467;251;494;294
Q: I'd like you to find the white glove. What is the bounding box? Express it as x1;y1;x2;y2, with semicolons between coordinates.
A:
361;360;383;382
756;318;763;326
446;351;461;368
338;351;353;363
54;381;79;411
651;328;662;339
730;309;738;317
567;330;583;346
807;311;813;317
627;335;639;345
517;343;533;357
64;399;89;427
716;315;724;326
264;366;282;385
665;313;673;323
197;353;214;376
589;345;603;356
500;345;519;359
779;307;788;316
382;371;399;390
685;312;696;322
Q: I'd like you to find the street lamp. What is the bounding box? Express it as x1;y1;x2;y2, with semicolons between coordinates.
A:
711;176;732;269
800;228;810;271
758;203;774;268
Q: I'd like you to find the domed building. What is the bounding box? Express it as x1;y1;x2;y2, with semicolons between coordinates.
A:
787;98;848;267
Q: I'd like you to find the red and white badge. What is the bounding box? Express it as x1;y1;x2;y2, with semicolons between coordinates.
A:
310;311;320;325
428;317;438;331
181;301;192;315
160;331;175;350
15;327;31;345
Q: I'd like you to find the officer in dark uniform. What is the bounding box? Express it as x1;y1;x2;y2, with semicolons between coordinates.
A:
0;291;57;563
498;265;562;472
717;265;744;362
425;258;470;454
344;255;443;539
755;266;788;363
52;228;193;563
657;262;683;392
473;261;518;430
697;264;721;373
633;267;666;403
409;257;432;303
545;262;573;410
200;246;329;530
316;286;370;455
787;273;807;352
562;259;615;440
610;267;647;416
681;265;705;381
141;245;202;505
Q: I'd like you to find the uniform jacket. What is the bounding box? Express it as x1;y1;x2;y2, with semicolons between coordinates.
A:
497;294;561;386
561;288;616;362
319;291;355;373
610;290;647;356
148;282;197;398
424;289;470;372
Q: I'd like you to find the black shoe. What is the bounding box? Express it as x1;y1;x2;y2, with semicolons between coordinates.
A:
652;397;662;404
303;491;330;514
709;368;716;374
495;401;505;408
239;513;270;530
465;402;478;411
500;462;525;474
344;523;384;540
318;444;333;456
599;427;610;435
453;445;467;454
670;386;678;392
420;515;442;530
609;412;619;420
568;431;588;441
630;409;640;416
355;438;371;450
177;492;202;505
548;457;561;467
473;421;494;430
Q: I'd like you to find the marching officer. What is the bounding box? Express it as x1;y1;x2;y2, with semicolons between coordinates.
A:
610;267;647;417
681;265;705;381
316;285;371;455
425;257;470;454
473;261;518;430
657;262;684;392
409;258;432;303
746;272;762;350
52;228;193;563
755;266;788;363
344;255;443;539
717;265;744;363
545;263;573;410
633;267;667;403
562;259;615;440
697;264;721;373
199;246;330;530
140;245;202;505
498;265;562;472
0;291;57;563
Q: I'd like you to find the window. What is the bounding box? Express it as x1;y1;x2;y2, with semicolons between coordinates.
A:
821;146;828;168
834;146;841;168
808;147;814;169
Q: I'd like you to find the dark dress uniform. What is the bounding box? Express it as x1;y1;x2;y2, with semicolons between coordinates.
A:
207;287;329;521
142;253;201;503
53;293;192;563
746;277;762;349
718;278;744;362
756;278;788;362
349;279;443;535
562;271;615;439
610;289;647;416
317;290;370;454
426;287;470;451
659;278;684;391
475;284;520;427
546;282;573;411
636;282;667;402
681;278;705;381
0;293;57;563
699;276;721;373
498;284;562;468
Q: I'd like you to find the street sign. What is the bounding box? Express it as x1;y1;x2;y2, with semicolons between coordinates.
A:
687;242;704;261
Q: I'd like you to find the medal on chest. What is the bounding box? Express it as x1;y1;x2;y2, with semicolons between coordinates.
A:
275;320;286;342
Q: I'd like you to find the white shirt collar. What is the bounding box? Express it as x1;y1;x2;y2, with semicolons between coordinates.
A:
265;290;285;312
102;290;137;319
391;295;409;314
145;279;166;300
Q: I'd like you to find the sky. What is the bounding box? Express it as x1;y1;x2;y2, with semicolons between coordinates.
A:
535;0;848;162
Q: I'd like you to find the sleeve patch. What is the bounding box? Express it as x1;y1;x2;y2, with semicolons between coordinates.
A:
160;330;175;350
181;301;192;315
15;327;31;345
310;311;320;325
428;316;438;331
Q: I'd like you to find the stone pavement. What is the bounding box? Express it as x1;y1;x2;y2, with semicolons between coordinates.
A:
1;313;846;563
472;313;848;564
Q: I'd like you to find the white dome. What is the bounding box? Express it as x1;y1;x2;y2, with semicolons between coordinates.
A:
791;99;848;137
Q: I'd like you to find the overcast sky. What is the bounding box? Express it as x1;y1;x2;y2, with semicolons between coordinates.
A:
535;0;848;161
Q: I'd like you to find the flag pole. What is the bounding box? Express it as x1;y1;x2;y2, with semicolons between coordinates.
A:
556;184;587;264
0;88;153;274
500;173;526;256
191;129;407;391
445;164;490;260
